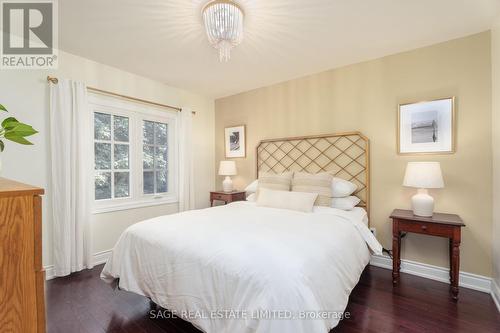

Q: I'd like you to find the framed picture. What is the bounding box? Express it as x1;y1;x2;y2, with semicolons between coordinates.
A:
225;125;246;158
398;97;455;155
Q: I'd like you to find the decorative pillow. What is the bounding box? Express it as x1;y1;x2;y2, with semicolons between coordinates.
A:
257;172;293;192
256;188;318;213
246;193;257;202
292;172;333;206
331;177;358;198
245;180;258;193
331;196;361;210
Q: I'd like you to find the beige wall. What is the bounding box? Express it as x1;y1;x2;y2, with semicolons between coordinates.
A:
491;19;500;295
215;32;492;277
0;50;215;267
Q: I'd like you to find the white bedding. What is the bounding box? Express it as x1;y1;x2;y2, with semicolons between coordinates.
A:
313;206;369;226
101;201;382;333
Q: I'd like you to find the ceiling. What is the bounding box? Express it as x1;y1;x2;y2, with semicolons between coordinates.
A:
59;0;500;98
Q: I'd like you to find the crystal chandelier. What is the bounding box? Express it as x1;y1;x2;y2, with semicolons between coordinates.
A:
202;0;244;62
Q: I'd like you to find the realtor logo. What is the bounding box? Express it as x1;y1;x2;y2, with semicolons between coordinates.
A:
1;0;58;69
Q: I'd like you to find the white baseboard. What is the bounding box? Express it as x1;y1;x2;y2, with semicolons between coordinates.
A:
44;249;112;281
370;254;492;293
492;279;500;312
92;249;112;266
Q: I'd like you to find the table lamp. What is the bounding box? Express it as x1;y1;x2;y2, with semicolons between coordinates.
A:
403;162;444;217
218;161;237;192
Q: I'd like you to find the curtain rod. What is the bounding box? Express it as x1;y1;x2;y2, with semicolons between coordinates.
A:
47;76;195;115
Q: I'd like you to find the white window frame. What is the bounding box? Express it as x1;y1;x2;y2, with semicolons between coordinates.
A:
89;93;179;214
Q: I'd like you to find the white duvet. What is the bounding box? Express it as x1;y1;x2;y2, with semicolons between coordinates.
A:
101;201;382;333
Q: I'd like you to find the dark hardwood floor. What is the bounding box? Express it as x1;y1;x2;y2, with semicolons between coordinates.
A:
46;265;500;333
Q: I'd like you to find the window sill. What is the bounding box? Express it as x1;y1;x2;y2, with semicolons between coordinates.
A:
93;197;178;214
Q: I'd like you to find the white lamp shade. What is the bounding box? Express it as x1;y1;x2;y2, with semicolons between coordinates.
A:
403;162;444;189
218;161;237;176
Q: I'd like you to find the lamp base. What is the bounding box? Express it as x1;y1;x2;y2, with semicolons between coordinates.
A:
411;188;434;217
222;176;233;192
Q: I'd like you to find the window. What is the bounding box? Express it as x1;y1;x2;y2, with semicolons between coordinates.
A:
142;120;168;194
90;93;178;213
94;113;130;200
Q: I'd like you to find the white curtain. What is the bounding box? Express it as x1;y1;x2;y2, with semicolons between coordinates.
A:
49;79;93;276
178;107;195;211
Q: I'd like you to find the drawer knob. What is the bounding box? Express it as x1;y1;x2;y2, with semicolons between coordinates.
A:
421;225;427;231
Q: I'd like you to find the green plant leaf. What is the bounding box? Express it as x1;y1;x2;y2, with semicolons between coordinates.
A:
0;104;7;112
6;123;38;137
1;117;19;129
4;132;33;145
0;140;4;152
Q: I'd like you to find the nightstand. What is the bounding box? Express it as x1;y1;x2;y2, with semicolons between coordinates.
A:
390;209;465;300
210;191;246;206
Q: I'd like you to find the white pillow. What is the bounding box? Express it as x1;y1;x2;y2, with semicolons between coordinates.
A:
258;172;293;191
331;196;361;210
292;172;333;207
245;180;258;193
246;193;257;202
256;188;318;213
331;177;357;198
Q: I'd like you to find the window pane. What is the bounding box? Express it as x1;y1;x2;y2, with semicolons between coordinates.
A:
143;145;154;169
143;171;154;194
94;112;111;140
114;116;129;142
156;170;168;193
143;121;154;144
155;146;167;169
114;172;130;198
114;144;129;169
95;143;111;170
95;172;111;200
155;122;167;145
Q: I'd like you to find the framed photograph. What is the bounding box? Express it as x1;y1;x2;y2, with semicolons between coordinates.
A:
225;125;246;158
398;97;455;155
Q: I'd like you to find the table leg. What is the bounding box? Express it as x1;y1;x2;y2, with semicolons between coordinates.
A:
392;220;400;285
210;200;214;207
449;238;453;283
450;229;461;301
397;233;402;272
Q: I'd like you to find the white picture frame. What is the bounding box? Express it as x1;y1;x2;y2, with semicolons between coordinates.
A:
224;125;246;158
398;97;455;155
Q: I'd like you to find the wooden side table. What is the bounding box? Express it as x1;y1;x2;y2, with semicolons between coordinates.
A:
210;191;246;206
390;209;465;300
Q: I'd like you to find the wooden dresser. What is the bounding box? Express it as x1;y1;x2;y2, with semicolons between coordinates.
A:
0;178;45;332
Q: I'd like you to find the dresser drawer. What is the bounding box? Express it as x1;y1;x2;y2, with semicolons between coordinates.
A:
397;219;455;238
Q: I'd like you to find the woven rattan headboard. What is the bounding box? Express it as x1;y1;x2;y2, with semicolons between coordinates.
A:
256;131;370;219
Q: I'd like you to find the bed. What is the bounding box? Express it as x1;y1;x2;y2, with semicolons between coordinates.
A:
101;132;382;333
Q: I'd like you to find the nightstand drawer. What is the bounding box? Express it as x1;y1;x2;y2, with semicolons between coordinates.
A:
398;219;455;237
212;193;227;201
210;191;246;206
